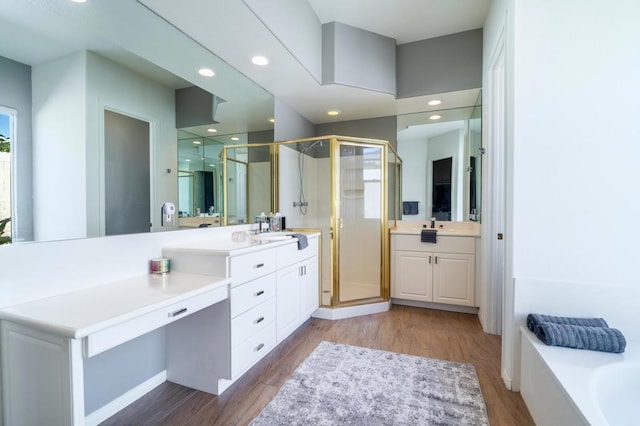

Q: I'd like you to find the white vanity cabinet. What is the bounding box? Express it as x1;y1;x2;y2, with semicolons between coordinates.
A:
0;273;230;426
275;242;319;342
391;233;476;307
163;233;319;395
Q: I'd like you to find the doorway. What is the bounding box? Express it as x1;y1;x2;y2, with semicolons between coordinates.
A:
104;110;151;236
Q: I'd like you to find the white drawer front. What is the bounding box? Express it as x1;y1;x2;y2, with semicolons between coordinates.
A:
230;249;276;285
231;297;276;348
394;234;475;254
84;285;228;357
231;322;276;379
276;238;318;269
230;273;276;318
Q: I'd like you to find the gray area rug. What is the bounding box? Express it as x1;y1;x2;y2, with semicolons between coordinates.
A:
251;341;490;425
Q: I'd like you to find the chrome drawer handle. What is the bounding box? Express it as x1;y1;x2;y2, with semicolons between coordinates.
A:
255;290;265;297
255;343;265;352
255;263;264;268
255;316;265;324
169;308;187;318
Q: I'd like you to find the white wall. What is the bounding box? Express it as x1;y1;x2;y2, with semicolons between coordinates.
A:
32;52;87;241
485;0;640;390
398;137;427;220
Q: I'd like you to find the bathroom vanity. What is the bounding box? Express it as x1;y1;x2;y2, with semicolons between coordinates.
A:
390;223;480;309
0;232;319;425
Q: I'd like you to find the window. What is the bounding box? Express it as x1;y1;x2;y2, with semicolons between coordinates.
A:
0;107;15;244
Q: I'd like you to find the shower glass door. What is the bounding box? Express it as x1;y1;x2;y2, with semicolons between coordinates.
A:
335;140;384;304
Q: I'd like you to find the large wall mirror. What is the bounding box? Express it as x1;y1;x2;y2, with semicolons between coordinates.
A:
397;90;482;223
0;0;274;244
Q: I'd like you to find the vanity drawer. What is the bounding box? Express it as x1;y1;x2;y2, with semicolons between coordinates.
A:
84;285;228;357
394;235;475;254
276;238;318;269
231;297;276;348
231;321;276;380
230;273;276;318
230;249;276;285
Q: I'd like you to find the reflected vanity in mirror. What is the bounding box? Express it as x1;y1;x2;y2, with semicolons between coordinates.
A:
397;92;482;223
0;0;274;244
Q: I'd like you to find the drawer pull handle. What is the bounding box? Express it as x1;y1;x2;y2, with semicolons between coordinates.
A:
255;343;265;352
169;308;187;318
255;290;265;296
429;256;432;264
255;316;265;324
435;256;438;264
255;263;265;268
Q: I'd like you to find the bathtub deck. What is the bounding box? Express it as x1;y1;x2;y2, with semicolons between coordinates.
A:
520;327;637;425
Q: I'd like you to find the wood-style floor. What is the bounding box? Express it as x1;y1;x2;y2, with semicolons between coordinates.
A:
102;305;534;425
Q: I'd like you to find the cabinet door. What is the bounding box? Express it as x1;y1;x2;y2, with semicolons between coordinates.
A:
301;257;319;319
394;251;433;301
276;264;301;342
432;253;475;306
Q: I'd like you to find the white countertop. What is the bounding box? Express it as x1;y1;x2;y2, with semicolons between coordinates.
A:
163;231;320;256
0;272;230;339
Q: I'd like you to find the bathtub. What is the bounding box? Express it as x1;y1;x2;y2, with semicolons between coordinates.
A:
520;327;639;426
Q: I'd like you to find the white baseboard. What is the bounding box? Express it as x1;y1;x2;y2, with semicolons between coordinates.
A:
85;371;166;426
313;301;391;320
391;298;479;315
502;367;513;391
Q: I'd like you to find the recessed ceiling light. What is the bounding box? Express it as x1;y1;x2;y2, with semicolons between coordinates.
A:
207;128;217;133
192;140;201;145
429;115;442;120
327;110;340;116
268;118;275;123
428;99;442;106
71;0;87;3
198;68;215;77
231;137;240;141
251;56;269;66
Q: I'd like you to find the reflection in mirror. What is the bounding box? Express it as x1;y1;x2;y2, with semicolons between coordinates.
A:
397;93;482;223
222;144;273;226
0;1;274;243
0;108;13;244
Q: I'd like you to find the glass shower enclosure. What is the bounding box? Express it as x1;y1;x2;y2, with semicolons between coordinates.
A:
220;136;401;309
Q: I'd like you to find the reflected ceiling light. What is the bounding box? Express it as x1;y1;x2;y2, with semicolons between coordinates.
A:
327;110;340;116
429;115;442;120
185;159;191;162
251;56;269;66
268;117;275;123
192;140;201;145
209;164;215;167
428;99;442;106
198;68;215;77
207;128;217;133
71;0;87;3
231;137;240;141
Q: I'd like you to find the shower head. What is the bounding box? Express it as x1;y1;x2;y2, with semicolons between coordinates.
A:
301;139;323;153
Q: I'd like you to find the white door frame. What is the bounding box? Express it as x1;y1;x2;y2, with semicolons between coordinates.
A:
481;27;507;339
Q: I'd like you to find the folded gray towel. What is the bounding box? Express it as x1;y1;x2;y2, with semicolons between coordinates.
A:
421;229;437;243
527;313;608;333
287;233;308;250
535;323;626;353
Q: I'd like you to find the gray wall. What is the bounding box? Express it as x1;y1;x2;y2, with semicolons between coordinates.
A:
396;29;483;98
274;98;315;141
315;115;397;149
248;129;274;162
323;22;396;95
83;328;165;415
0;56;33;242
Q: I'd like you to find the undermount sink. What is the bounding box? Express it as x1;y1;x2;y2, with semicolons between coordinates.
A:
252;232;293;242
